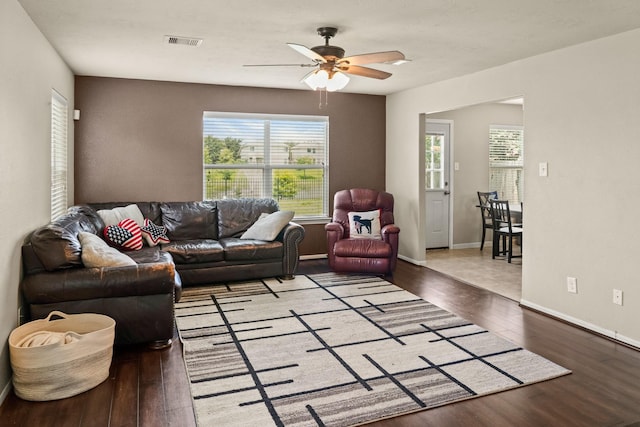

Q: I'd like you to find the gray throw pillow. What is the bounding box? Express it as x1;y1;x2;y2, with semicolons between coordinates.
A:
79;232;136;267
240;211;294;241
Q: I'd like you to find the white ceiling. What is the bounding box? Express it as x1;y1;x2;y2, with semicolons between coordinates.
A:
17;0;640;95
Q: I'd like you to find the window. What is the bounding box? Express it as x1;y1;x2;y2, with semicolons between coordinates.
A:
203;112;328;218
489;125;524;204
51;90;68;220
425;133;444;190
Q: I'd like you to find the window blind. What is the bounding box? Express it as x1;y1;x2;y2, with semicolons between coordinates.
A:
489;125;524;204
51;90;68;220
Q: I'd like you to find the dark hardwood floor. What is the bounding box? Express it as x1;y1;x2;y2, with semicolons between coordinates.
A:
2;259;640;426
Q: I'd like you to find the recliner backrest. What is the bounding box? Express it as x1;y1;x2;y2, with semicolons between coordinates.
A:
332;188;394;238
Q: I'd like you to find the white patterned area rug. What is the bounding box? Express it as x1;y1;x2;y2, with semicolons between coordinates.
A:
175;273;570;426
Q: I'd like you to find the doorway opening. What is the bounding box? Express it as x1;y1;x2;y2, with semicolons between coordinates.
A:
422;97;524;301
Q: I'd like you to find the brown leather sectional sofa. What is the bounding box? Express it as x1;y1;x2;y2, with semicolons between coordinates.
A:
20;198;305;347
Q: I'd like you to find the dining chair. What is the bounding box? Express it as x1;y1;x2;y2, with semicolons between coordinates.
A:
489;199;523;263
477;191;498;250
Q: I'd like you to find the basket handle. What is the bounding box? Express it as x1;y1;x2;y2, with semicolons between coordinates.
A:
44;311;70;322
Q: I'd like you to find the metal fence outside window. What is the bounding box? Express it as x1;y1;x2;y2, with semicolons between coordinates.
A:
204;173;325;217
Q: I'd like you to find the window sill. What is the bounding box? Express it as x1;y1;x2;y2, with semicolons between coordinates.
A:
293;217;331;225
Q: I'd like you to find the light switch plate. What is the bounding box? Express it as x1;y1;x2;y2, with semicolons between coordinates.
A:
539;162;548;177
613;289;623;305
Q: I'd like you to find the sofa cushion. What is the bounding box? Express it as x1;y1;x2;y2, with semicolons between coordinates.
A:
161;239;224;264
217;198;279;238
97;204;144;227
333;238;391;258
240;211;294;241
79;232;136;268
220;238;283;261
90;202;163;226
126;246;173;265
30;206;104;271
160;202;217;240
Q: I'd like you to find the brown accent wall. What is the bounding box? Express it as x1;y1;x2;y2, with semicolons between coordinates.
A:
74;77;386;255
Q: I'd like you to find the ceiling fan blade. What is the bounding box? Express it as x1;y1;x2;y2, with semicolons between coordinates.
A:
243;63;316;67
338;50;405;66
287;43;326;63
339;65;392;80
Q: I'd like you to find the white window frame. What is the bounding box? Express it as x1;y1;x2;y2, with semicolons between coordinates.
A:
51;90;68;220
203;112;329;219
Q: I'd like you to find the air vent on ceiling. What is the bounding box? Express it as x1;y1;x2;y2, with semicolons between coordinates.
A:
164;35;203;47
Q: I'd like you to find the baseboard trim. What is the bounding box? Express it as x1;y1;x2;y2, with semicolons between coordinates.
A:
398;254;427;267
451;242;486;249
520;299;640;350
0;378;12;406
300;254;327;260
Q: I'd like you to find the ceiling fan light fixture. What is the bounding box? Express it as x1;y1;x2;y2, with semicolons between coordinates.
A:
303;69;325;90
326;71;349;92
303;69;350;92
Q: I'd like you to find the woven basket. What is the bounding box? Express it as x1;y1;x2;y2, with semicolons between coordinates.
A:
9;311;115;401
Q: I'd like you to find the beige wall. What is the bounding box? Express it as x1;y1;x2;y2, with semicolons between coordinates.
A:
388;29;640;347
1;0;75;399
74;77;387;255
427;102;524;247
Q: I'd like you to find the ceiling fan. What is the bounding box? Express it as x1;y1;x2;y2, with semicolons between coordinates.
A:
244;27;406;91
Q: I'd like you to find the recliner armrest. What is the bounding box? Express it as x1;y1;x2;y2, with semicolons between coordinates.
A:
325;222;345;266
381;224;400;272
381;224;400;235
324;222;344;236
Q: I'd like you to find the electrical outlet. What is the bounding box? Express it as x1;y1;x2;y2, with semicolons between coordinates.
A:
567;276;578;293
613;289;623;306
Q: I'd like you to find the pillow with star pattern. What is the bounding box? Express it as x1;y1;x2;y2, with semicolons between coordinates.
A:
140;218;170;247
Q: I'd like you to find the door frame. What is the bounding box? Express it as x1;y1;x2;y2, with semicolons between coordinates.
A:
419;117;455;254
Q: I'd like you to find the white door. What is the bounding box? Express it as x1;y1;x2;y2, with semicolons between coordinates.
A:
425;121;451;249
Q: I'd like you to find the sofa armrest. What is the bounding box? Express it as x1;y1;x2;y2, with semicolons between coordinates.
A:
21;262;179;305
277;222;305;279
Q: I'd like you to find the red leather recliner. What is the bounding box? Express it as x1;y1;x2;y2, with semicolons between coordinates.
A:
325;188;400;275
